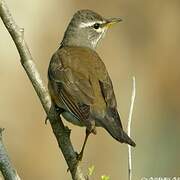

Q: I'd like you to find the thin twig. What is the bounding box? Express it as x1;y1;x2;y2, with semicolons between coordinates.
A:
0;128;21;180
0;1;86;179
127;77;136;180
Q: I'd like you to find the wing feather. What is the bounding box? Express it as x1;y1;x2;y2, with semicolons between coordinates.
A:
48;51;94;127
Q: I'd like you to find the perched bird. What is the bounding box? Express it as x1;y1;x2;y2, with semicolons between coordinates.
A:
48;9;136;161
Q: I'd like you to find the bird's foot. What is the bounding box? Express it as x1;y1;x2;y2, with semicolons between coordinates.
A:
45;105;63;124
66;152;82;173
45;116;49;124
76;151;83;162
91;127;97;135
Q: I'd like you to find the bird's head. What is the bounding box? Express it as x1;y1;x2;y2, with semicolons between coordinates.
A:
62;9;122;49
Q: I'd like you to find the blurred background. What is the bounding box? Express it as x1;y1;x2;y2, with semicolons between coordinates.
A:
0;0;180;179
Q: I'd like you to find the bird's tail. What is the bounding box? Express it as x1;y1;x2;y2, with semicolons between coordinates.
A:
100;108;136;147
120;130;136;147
105;123;136;147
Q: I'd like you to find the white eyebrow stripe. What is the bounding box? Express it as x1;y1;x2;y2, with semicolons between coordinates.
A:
79;21;105;28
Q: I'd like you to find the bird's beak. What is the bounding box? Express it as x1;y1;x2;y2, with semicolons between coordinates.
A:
104;17;123;28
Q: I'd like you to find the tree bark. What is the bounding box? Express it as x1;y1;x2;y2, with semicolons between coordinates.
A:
0;128;21;180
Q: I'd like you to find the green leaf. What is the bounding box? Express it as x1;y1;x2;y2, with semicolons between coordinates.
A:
88;165;95;176
101;175;110;180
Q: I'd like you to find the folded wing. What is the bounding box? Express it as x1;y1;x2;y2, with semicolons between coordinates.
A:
48;51;95;131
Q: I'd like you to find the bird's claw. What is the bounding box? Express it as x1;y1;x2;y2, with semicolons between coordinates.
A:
45;116;49;124
76;151;83;162
66;152;82;173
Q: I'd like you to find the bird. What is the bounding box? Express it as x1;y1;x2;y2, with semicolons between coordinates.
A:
48;9;136;162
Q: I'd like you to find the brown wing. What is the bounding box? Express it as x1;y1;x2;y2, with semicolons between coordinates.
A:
99;69;123;129
99;73;136;146
99;75;117;108
48;50;95;128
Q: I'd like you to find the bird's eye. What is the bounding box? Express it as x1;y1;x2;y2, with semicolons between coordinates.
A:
93;23;100;29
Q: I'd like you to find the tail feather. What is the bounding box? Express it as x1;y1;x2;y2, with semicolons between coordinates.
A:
106;126;136;147
99;107;136;147
121;130;136;147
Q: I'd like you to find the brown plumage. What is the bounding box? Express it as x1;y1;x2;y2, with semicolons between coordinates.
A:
48;46;135;147
48;9;135;162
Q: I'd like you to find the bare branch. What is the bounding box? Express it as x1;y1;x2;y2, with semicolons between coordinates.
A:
0;1;86;179
127;77;136;180
0;128;21;180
